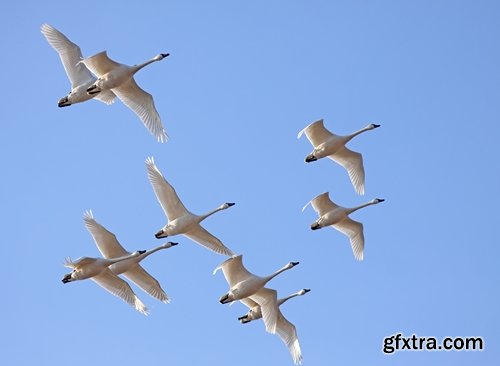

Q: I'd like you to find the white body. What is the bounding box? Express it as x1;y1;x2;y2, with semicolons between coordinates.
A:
146;157;235;256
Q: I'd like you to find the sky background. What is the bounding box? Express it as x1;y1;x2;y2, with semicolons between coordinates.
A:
1;1;499;365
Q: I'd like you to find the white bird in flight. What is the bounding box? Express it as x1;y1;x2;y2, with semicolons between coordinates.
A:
41;24;116;107
238;288;311;365
146;157;235;256
298;119;380;195
62;250;149;315
214;254;299;334
83;210;177;303
80;51;169;142
303;192;384;260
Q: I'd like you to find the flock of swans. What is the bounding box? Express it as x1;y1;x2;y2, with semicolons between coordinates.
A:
43;23;383;365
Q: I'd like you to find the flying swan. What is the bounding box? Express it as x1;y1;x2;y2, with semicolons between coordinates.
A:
298;119;380;195
146;157;235;256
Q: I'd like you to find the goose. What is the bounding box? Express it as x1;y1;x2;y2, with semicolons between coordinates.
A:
80;51;169;142
303;192;384;261
238;289;311;365
146;157;235;256
40;24;116;107
83;210;177;303
214;255;300;333
62;251;149;315
298;119;380;195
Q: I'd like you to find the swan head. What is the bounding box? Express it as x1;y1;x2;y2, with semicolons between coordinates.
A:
305;153;317;163
155;225;171;239
134;250;147;255
372;198;385;204
162;241;178;249
370;123;381;129
58;95;71;108
155;53;170;61
287;261;300;269
310;221;321;230
299;288;311;296
222;202;235;209
238;313;252;324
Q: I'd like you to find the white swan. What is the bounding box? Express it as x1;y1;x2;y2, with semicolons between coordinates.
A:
214;255;299;333
298;119;380;195
146;157;235;256
80;51;169;142
303;192;384;260
62;251;149;315
83;210;177;303
40;24;116;107
238;289;311;365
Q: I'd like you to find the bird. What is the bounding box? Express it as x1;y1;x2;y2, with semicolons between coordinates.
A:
146;156;235;256
303;192;384;261
238;289;311;365
40;24;116;107
298;119;380;195
80;51;169;142
83;210;177;303
62;251;149;315
214;254;300;333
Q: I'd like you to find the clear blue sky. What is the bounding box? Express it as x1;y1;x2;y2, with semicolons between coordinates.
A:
1;1;498;365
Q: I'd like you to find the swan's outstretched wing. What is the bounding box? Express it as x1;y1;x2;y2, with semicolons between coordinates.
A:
333;217;364;261
94;90;117;105
275;310;303;365
249;287;278;334
64;256;93;269
123;264;169;303
297;119;334;147
112;78;168;142
83;211;128;258
41;24;94;88
328;146;365;195
213;255;253;287
92;269;149;315
304;192;339;217
80;50;122;76
145;157;189;220
184;225;234;256
240;296;259;309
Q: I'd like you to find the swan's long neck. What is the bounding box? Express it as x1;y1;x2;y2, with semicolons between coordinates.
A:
263;264;292;283
345;125;372;143
277;291;301;306
348;200;376;214
105;252;140;265
133;57;160;73
198;206;225;221
137;245;166;261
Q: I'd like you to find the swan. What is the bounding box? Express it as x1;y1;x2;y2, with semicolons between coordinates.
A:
80;51;169;142
298;119;380;195
40;24;116;107
83;210;177;303
146;157;235;256
303;192;384;260
238;289;311;365
214;255;299;333
62;250;149;315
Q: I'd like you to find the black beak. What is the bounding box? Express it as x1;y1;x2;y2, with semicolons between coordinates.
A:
138;250;146;255
305;155;317;163
170;242;179;246
373;124;381;128
161;53;170;58
311;222;321;230
377;198;385;202
238;315;248;321
227;202;235;207
219;294;230;304
58;97;70;108
62;275;71;284
291;261;300;266
304;289;311;293
155;230;166;239
86;85;100;95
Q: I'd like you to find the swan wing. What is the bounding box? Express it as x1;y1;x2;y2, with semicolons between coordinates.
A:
275;311;303;365
333;217;364;261
213;255;253;287
92;269;149;315
83;211;128;258
94;90;116;105
123;264;169;303
249;288;278;334
112;78;167;142
145;157;189;220
240;296;259;309
308;192;339;216
328;146;365;195
40;24;94;88
297;119;334;147
184;225;235;256
64;256;94;268
80;50;122;76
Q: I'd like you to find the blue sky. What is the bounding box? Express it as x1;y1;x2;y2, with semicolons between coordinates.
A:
1;1;498;365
